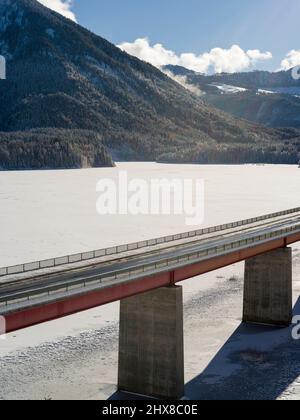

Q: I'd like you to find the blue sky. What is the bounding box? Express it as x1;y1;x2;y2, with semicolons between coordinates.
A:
41;0;300;73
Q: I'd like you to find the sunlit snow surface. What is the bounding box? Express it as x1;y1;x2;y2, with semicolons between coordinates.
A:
1;162;300;267
265;87;300;96
0;163;300;400
210;84;300;98
209;83;248;94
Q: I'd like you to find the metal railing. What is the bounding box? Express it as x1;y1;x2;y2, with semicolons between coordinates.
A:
1;207;300;278
1;220;300;312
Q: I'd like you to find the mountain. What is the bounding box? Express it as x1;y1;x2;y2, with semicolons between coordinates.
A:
207;92;300;129
165;65;300;129
165;65;300;90
0;0;300;169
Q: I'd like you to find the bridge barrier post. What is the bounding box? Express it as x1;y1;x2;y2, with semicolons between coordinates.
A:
243;247;292;327
118;286;184;399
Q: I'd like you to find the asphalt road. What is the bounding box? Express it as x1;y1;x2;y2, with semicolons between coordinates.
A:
1;211;300;305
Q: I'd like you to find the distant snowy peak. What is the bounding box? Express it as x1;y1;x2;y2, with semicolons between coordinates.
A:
165;64;300;91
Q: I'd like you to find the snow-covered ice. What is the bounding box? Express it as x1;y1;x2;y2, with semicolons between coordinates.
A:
1;163;300;267
0;163;300;400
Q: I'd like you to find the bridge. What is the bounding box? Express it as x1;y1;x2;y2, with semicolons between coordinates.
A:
1;207;300;399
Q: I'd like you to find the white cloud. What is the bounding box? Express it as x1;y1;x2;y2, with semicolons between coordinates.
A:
246;49;273;62
280;50;300;71
118;38;273;74
38;0;77;22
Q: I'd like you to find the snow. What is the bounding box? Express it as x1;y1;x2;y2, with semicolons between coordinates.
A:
209;84;300;98
1;163;300;267
257;89;276;95
45;28;55;39
209;83;248;94
1;258;300;400
85;55;119;79
261;87;300;97
0;163;300;400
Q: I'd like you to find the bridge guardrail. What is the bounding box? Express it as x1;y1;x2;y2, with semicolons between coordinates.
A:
1;220;300;311
1;206;300;278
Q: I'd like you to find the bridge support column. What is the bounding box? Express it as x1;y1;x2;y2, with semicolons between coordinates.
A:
243;247;292;326
118;286;184;399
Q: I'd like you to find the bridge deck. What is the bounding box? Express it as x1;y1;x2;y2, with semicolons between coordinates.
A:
1;208;300;333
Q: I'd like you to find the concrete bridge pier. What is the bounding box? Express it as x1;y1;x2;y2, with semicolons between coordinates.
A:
118;286;184;399
243;247;293;327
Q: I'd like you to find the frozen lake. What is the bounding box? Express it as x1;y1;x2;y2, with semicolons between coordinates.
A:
1;163;300;400
0;163;300;267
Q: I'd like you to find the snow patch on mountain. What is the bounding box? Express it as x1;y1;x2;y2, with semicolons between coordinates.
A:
46;28;55;38
264;87;300;96
257;89;276;95
210;83;248;94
